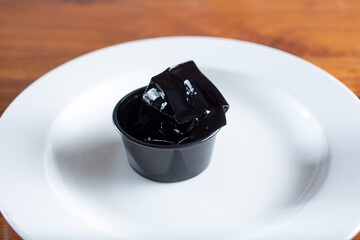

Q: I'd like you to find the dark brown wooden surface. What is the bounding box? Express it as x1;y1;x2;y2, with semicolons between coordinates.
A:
0;0;359;239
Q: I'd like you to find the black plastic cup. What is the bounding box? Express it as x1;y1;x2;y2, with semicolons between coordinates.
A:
112;87;218;183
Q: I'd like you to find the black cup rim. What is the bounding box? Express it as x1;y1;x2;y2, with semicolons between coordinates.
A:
112;86;219;149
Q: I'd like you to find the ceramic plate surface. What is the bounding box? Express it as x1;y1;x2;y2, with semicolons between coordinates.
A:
1;37;360;240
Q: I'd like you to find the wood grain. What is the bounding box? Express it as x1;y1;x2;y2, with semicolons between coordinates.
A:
0;0;359;239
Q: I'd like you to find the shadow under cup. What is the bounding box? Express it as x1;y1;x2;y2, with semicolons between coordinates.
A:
112;87;218;183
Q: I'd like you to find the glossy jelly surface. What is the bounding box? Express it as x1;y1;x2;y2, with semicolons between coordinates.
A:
140;61;229;144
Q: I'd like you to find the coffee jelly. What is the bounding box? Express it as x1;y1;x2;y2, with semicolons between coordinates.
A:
123;60;229;145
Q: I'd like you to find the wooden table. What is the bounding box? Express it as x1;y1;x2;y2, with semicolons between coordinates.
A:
0;0;359;239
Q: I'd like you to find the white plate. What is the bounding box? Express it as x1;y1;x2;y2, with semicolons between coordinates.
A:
1;37;360;240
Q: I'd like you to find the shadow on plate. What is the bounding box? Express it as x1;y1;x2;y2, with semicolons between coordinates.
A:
48;137;151;192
